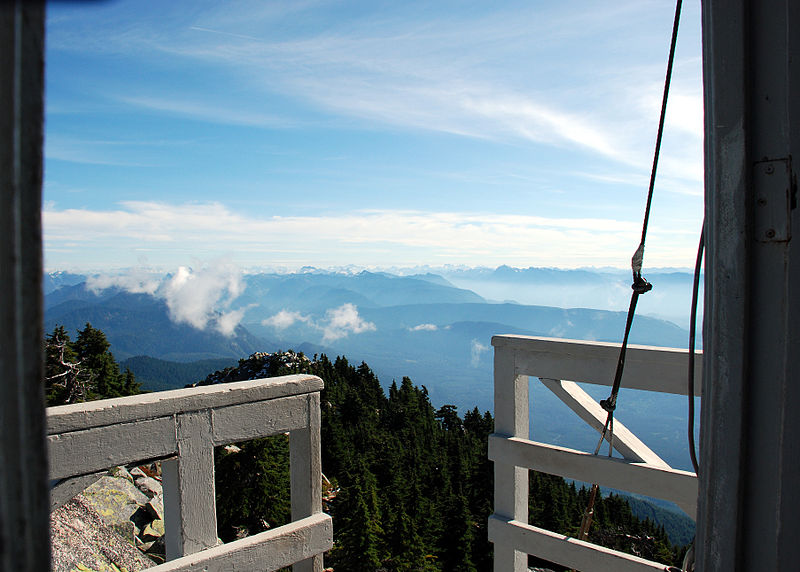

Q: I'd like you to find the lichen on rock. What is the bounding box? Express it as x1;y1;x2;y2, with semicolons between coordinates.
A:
51;465;170;571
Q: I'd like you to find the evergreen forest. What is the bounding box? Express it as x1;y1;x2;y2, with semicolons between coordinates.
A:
201;351;688;571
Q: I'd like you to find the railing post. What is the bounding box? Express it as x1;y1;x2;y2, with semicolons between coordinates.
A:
290;392;323;572
163;410;218;560
493;344;529;572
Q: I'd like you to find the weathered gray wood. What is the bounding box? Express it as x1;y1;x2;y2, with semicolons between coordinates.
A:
152;513;332;572
48;393;310;482
290;393;324;572
47;374;323;434
539;378;668;467
47;417;177;480
492;345;528;572
0;3;50;570
493;335;702;395
50;472;104;510
212;393;308;445
489;435;697;518
46;373;328;567
488;516;669;572
164;411;218;560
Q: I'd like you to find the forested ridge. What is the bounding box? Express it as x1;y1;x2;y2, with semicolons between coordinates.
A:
119;355;237;391
201;351;688;570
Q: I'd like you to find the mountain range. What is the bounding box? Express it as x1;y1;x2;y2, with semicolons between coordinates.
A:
44;267;699;472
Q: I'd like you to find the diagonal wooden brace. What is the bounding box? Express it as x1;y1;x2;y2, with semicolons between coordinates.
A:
539;378;669;468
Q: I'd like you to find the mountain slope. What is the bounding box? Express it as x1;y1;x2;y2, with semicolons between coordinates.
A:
120;355;239;391
357;303;687;347
43;271;87;294
237;270;486;319
46;290;271;361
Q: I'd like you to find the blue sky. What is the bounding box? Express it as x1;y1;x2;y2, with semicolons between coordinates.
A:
43;0;704;272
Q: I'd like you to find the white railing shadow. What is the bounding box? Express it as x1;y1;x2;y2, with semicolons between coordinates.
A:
47;374;332;572
489;335;700;572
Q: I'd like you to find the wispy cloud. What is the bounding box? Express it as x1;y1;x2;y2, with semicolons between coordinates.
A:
470;339;489;367
215;306;250;337
86;269;161;295
262;309;312;330
410;323;438;332
118;96;297;129
52;1;701;174
45;136;155;167
459;95;625;162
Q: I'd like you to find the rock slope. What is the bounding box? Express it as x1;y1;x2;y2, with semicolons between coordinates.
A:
51;464;168;572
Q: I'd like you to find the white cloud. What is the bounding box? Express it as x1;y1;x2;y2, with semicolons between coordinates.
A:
471;339;489;367
216;307;249;336
86;261;249;337
410;323;438;332
262;305;375;342
162;263;245;334
43;201;702;270
262;309;311;330
322;303;376;342
665;91;704;140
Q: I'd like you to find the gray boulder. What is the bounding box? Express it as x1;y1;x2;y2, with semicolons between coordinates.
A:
81;475;149;541
135;475;163;499
50;495;154;572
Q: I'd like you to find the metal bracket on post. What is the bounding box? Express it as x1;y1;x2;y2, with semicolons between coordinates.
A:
753;158;792;242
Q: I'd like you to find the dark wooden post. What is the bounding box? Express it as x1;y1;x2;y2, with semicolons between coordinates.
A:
0;1;50;570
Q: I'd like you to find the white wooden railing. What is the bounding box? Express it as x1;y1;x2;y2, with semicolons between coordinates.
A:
47;374;332;572
489;335;700;572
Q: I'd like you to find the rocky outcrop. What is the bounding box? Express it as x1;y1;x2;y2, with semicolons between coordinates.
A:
51;463;169;572
51;494;155;572
193;350;311;386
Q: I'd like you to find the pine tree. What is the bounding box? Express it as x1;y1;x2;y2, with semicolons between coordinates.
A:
45;325;88;404
331;458;383;571
44;323;140;405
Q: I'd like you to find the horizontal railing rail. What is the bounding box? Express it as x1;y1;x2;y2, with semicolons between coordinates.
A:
490;335;701;572
47;374;332;572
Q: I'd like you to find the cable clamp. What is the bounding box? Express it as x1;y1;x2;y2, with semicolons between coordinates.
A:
632;273;653;294
599;398;616;413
